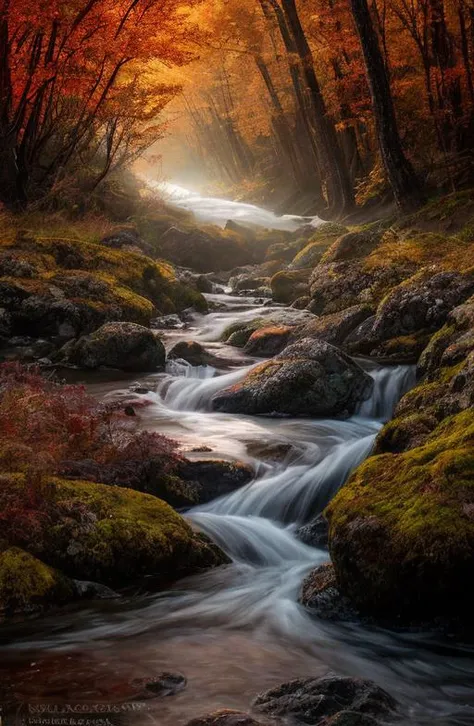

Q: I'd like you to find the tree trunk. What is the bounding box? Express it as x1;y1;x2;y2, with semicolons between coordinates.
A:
260;0;325;207
255;54;307;187
350;0;425;211
280;0;355;215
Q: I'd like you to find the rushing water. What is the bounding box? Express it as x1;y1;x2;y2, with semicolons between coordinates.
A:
148;181;323;231
2;293;474;725
2;182;474;724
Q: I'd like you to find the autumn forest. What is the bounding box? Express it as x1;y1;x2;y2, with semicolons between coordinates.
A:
2;0;474;216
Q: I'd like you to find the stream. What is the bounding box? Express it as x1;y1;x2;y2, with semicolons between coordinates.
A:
1;195;474;725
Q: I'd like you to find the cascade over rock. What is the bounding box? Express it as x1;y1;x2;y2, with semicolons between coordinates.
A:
212;338;373;417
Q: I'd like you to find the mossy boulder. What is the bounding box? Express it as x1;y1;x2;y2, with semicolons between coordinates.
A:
320;230;381;264
222;310;316;349
57;322;166;371
342;271;474;362
418;295;474;378
0;547;76;617
0;232;206;342
309;260;413;316
265;239;306;263
327;409;474;621
289;241;329;270
271;269;311;304
376;350;474;455
371;270;474;342
289;222;349;271
168;341;223;368
212;339;373;418
243;325;292;357
2;475;226;588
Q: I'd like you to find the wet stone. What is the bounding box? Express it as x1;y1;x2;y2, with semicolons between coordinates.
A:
131;672;187;699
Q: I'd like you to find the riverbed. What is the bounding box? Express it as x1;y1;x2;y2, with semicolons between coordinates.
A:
1;193;474;726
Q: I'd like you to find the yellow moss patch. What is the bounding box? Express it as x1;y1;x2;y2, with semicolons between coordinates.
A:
0;547;74;614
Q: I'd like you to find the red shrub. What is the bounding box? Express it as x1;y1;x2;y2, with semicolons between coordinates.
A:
0;362;180;487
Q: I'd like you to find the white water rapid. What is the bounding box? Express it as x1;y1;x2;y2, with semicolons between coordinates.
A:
1;191;474;726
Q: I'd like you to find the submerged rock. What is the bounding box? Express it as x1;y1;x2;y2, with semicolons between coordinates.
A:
186;711;264;726
152;313;186;329
254;674;397;724
168;340;223;367
57;322;166;371
212;339;373;418
300;563;358;621
177;459;254;504
131;672;187;699
296;514;329;549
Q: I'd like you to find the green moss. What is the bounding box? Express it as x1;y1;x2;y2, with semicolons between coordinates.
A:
227;326;259;347
374;412;438;454
0;231;205;334
291;241;328;269
42;477;203;584
271;269;310;304
222;319;263;346
327;409;474;618
0;547;75;615
0;474;223;587
310;223;348;241
364;228;474;273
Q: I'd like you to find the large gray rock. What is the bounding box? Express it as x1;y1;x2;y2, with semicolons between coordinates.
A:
371;270;474;342
292;305;374;348
57;322;165;371
253;674;397;725
212;339;373;418
342;271;474;362
418;294;474;378
309;260;412;316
